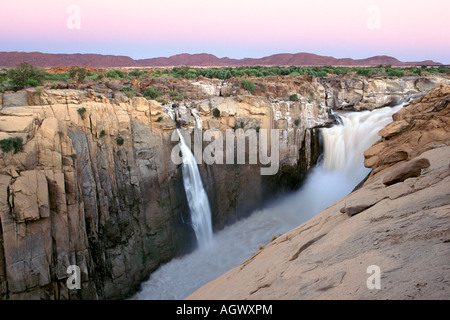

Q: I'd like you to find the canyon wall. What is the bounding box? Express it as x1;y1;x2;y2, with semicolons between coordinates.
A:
0;75;447;299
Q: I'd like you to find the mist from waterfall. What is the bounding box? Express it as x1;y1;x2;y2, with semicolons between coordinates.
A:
133;104;403;300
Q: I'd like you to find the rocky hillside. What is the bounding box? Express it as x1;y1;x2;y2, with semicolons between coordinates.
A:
187;85;450;300
0;52;442;68
0;76;447;300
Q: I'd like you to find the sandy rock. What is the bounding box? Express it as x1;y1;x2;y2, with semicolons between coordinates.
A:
365;85;450;175
9;170;50;222
382;158;431;186
0;115;35;133
2;92;29;108
378;120;410;138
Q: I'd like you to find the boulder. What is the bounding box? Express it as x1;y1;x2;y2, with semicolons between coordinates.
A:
382;158;431;186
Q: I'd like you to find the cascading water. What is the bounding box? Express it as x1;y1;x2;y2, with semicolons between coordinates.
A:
177;128;214;247
133;104;404;300
165;105;213;247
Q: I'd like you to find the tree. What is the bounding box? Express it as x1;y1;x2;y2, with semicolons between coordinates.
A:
7;62;46;89
69;67;88;83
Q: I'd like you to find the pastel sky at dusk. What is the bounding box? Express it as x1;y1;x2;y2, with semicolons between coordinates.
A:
1;0;449;63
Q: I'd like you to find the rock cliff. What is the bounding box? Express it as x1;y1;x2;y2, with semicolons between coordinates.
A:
0;85;328;299
187;85;450;300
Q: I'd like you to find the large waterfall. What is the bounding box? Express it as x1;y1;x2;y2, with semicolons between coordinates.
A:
133;104;403;300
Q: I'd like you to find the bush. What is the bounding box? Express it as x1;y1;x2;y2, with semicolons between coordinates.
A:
69;67;88;83
386;69;405;77
144;87;159;99
241;79;256;93
156;116;163;122
168;90;184;101
213;108;221;118
7;63;46;89
289;94;299;102
120;86;136;98
100;130;106;137
129;69;147;78
356;68;376;77
77;107;87;119
0;137;24;153
105;69;126;79
117;137;124;146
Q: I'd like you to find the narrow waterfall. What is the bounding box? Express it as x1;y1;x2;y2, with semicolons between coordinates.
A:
134;104;403;300
177;128;214;247
165;104;213;247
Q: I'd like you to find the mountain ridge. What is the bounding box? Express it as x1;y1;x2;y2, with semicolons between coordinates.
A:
0;51;442;68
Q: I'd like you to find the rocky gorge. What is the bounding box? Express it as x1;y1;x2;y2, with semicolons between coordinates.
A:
188;84;450;299
0;74;448;300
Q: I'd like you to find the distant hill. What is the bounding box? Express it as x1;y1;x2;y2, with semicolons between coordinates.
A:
0;51;442;68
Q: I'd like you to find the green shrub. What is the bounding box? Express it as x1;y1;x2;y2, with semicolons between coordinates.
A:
289;94;299;102
168;90;184;101
241;79;256;93
0;137;24;154
77;107;87;119
100;130;106;137
120;86;136;98
386;69;405;77
156;116;163;122
105;69;126;79
356;68;376;77
213;108;221;118
129;69;147;78
69;67;88;83
7;63;46;89
294;119;300;126
117;137;124;146
144;87;159;99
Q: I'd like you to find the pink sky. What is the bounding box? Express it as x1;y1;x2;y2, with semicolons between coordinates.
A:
1;0;449;63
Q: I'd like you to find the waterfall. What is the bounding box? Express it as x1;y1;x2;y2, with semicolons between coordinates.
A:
133;104;404;300
164;104;213;247
320;104;405;193
177;128;214;247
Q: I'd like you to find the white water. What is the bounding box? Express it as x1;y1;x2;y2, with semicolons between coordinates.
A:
133;104;403;300
164;104;213;247
178;128;214;247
